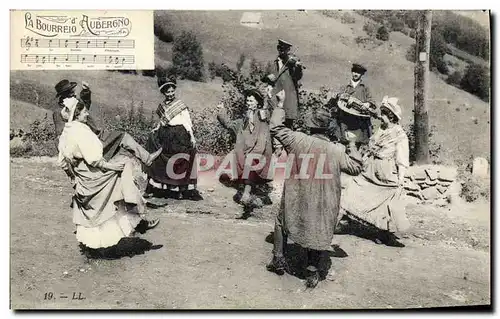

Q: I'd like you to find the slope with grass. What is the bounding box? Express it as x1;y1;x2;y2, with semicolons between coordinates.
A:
10;10;490;163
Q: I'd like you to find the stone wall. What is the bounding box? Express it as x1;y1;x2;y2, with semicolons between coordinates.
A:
404;165;458;201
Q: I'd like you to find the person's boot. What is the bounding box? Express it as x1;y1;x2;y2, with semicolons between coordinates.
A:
305;265;320;288
266;255;289;276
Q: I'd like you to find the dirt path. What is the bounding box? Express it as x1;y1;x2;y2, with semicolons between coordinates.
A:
10;158;491;309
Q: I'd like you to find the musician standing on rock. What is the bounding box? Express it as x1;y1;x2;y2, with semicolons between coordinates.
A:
329;63;377;149
270;39;304;130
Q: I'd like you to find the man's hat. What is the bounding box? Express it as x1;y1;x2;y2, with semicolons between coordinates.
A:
277;39;293;49
304;107;332;130
55;79;77;97
351;63;367;75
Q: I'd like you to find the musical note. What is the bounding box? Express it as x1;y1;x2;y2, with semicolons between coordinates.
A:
64;40;69;48
75;41;79;48
87;40;91;48
20;54;135;66
35;39;39;47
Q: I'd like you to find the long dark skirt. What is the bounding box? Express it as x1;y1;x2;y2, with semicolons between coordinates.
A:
145;124;197;187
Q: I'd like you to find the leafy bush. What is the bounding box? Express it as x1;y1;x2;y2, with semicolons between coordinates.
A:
103;101;156;147
341;12;356;24
456;159;490;203
236;54;246;73
376;26;390;41
172;31;205;82
320;10;342;19
363;20;381;38
403;123;443;165
11;114;58;157
460;63;490;101
446;71;463;87
388;16;405;32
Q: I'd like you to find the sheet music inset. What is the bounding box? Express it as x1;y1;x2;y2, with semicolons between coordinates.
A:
10;10;154;70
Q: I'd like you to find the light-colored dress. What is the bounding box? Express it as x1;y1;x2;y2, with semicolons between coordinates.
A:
58;121;144;249
341;124;411;232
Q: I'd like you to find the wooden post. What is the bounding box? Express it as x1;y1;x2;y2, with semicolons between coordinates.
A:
413;10;432;164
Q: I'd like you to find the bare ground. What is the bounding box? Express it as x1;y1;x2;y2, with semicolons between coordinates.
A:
10;157;490;309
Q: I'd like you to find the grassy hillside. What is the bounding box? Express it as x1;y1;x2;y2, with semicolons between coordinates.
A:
10;10;490;163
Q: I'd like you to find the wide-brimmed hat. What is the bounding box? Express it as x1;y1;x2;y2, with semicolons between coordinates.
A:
380;96;402;121
245;88;264;106
158;76;177;92
351;63;367;75
304;107;332;130
55;79;77;97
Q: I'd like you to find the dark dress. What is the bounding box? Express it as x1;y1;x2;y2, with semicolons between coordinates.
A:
145;125;197;187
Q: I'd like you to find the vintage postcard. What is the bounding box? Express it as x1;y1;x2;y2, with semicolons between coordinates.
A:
9;9;491;310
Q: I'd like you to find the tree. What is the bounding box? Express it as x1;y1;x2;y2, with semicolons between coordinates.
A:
172;31;205;82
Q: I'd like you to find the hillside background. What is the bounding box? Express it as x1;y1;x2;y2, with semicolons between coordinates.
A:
10;10;490;165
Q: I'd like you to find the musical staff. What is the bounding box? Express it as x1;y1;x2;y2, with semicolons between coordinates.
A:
21;37;135;49
20;54;135;65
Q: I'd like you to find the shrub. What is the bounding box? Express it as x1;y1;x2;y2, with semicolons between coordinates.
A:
376;25;390;41
363;20;381;38
460;63;490;101
405;44;416;63
236;54;246;73
320;10;342;19
172;31;205;82
341;12;356;24
430;30;449;75
388;16;405;32
403;123;443;165
458;165;490;202
11;114;58;157
446;71;463;87
103;101;156;147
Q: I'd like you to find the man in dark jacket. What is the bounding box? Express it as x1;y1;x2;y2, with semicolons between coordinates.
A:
270;39;303;129
329;63;377;148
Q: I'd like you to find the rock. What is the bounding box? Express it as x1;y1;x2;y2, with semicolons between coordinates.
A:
426;180;437;186
472;157;489;178
404;181;420;192
421;187;440;200
414;169;427;181
10;137;30;153
404;171;414;181
406;191;423;200
425;168;438;181
438;167;458;182
437;185;449;194
419;183;429;190
207;188;215;192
